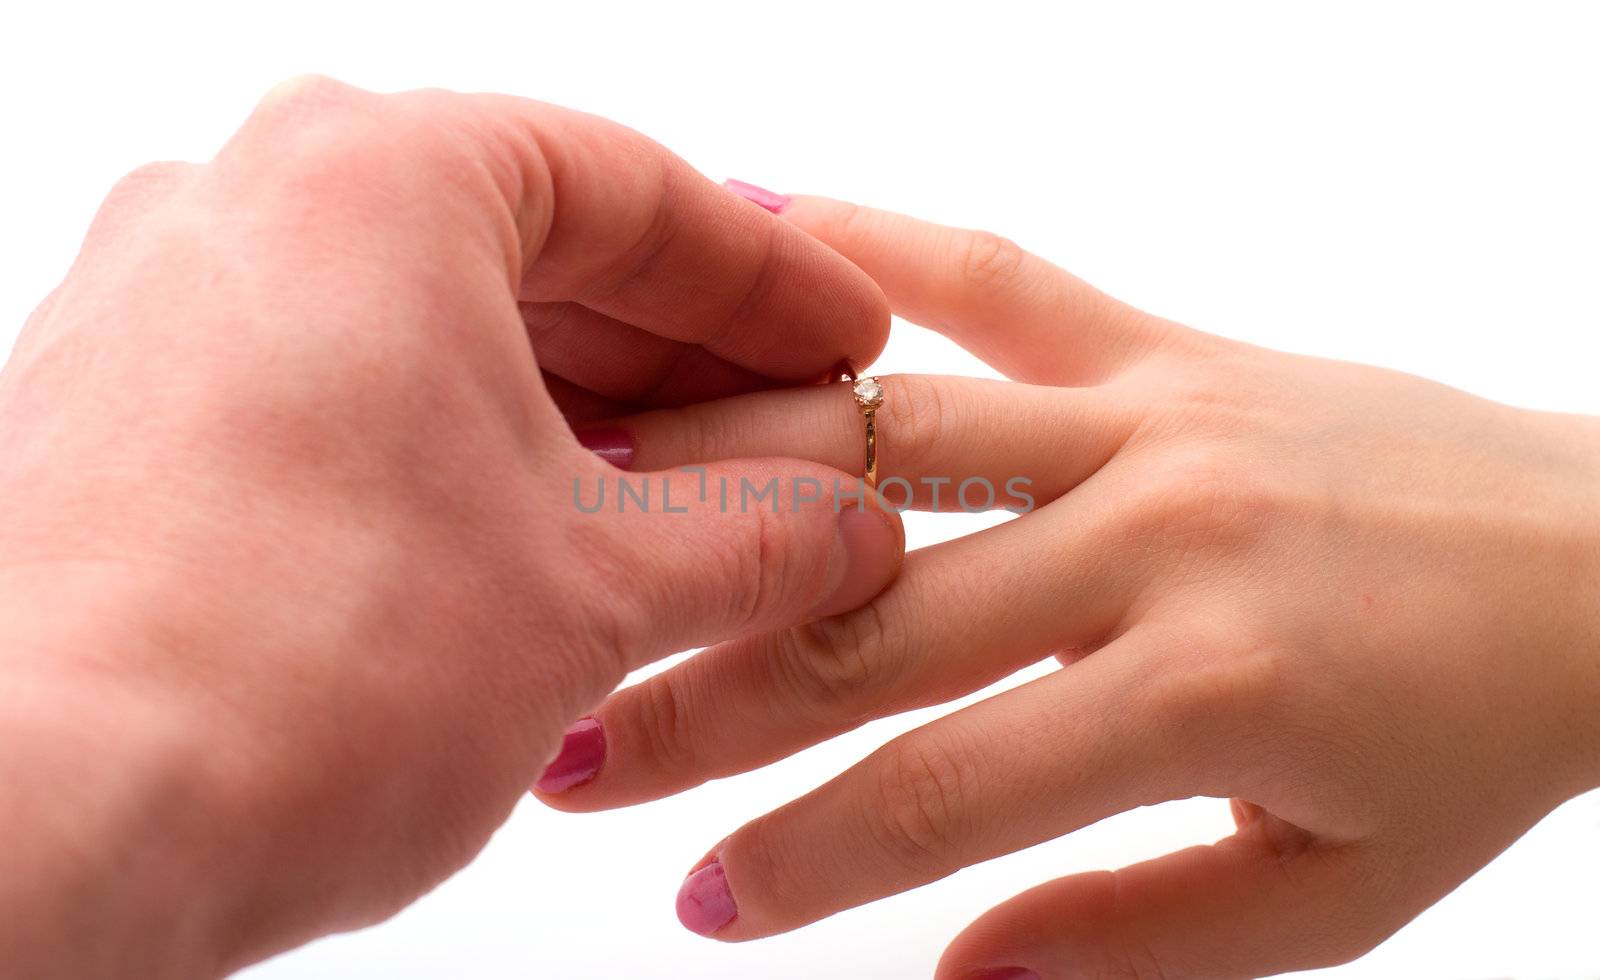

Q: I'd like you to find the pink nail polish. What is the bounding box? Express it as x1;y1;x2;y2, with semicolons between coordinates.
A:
676;861;737;936
576;428;634;470
723;178;791;214
967;970;1041;980
536;717;605;793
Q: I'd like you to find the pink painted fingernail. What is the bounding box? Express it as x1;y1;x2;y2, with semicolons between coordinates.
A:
967;970;1041;980
535;717;605;793
723;178;791;214
576;428;634;470
676;860;738;936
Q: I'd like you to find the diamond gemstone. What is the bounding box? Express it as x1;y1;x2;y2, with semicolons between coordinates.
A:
853;377;884;408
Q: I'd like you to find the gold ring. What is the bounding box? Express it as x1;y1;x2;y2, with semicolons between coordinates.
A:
838;364;883;489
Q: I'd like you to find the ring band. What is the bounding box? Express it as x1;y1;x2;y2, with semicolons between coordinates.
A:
838;364;884;489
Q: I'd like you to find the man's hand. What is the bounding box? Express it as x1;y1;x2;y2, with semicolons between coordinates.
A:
0;79;902;977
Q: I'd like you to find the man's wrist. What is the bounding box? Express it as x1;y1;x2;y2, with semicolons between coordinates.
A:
0;570;250;978
1580;505;1600;791
1563;416;1600;792
0;671;233;976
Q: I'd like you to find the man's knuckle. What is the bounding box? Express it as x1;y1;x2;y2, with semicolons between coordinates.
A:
656;508;763;639
107;161;193;204
576;155;679;306
680;499;807;636
558;513;656;666
742;503;798;628
86;162;198;244
256;73;362;116
245;79;474;200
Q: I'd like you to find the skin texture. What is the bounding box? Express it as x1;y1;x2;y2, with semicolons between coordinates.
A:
546;196;1600;977
0;84;907;977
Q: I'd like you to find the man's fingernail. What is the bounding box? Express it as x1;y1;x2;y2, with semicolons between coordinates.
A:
576;428;634;470
535;717;605;794
812;503;900;618
723;178;791;214
676;860;738;936
967;970;1042;980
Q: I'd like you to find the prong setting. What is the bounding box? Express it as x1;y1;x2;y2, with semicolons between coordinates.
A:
852;377;884;410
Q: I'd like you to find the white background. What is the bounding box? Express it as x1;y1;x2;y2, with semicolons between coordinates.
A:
4;2;1599;977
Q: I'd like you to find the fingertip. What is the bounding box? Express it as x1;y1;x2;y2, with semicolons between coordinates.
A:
770;192;847;223
723;187;893;367
574;427;635;470
676;859;739;937
811;489;905;619
723;178;791;214
533;716;606;796
935;876;1098;980
720;182;841;230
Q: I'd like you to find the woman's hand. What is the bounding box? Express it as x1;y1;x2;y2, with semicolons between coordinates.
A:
540;194;1600;977
0;87;904;976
